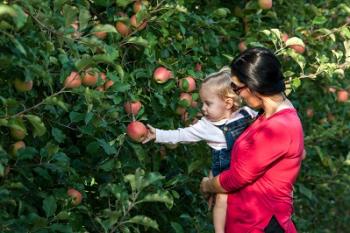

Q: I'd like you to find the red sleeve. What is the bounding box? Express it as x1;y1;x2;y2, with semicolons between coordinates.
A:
219;122;291;192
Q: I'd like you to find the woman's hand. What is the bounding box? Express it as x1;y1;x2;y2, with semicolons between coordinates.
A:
142;124;156;144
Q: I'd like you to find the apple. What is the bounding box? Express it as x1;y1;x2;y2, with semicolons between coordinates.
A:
195;63;202;72
337;89;349;102
153;67;173;84
116;21;131;37
124;101;142;115
285;37;305;54
127;121;148;142
130;15;147;30
67;188;82;206
133;1;149;13
179;93;192;107
238;41;247;53
176;106;186;115
179;76;196;92
104;80;114;90
258;0;273;10
94;31;107;40
64;71;81;88
10;141;25;156
306;108;314;118
82;70;98;87
281;33;289;42
10;128;26;140
14;79;33;92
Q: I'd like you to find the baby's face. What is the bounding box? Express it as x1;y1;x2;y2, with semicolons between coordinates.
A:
199;86;232;122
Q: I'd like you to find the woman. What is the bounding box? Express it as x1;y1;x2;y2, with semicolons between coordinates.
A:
200;47;304;233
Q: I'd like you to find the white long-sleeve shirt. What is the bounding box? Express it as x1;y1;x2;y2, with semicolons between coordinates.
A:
155;106;257;150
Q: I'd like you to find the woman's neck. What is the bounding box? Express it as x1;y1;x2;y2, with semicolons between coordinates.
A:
261;93;293;118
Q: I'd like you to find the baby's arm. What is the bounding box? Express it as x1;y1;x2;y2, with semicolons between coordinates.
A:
142;119;211;144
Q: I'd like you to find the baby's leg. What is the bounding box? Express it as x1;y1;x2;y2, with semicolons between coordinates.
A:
213;193;227;233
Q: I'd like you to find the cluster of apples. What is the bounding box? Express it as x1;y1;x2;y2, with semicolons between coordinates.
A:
9;79;33;156
64;69;113;91
239;33;305;54
115;1;149;37
126;65;201;142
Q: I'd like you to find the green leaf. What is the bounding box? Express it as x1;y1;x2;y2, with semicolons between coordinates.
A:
92;24;117;33
11;5;27;29
43;196;57;218
0;5;16;17
79;8;91;30
26;115;46;137
69;111;85;123
62;5;79;26
312;16;327;25
171;222;184;233
139;191;174;208
292;78;301;89
52;128;66;143
116;0;134;7
126;37;149;47
50;223;73;233
97;139;117;155
127;215;159;230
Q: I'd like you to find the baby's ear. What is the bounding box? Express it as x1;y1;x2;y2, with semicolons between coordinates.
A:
225;98;234;110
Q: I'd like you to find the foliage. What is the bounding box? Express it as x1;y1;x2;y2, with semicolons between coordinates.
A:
0;0;349;232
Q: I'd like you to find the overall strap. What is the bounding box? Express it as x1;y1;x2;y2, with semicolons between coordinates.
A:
220;110;253;149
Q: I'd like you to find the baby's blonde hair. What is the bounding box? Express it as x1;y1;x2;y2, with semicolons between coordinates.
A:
201;66;241;110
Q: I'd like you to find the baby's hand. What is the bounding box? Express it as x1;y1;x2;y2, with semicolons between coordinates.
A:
142;124;156;144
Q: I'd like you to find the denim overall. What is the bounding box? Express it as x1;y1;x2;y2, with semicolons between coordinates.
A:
211;109;253;176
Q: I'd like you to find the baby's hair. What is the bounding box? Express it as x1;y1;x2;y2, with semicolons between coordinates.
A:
201;66;241;110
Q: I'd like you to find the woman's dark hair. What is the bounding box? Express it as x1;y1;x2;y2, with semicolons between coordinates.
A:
230;47;285;95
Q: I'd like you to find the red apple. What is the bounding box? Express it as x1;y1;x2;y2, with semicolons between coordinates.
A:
153;67;173;84
133;1;149;13
179;93;192;107
82;70;98;87
258;0;273;10
10;141;25;156
130;14;147;30
94;31;107;40
306;108;314;118
10;128;26;140
337;90;349;102
67;188;82;206
127;121;148;142
286;37;305;54
179;76;196;92
14;79;33;92
104;80;114;90
238;41;247;53
176;106;186;115
124;101;142;115
116;21;131;37
64;71;81;89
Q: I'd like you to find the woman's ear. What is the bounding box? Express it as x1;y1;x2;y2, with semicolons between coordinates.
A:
225;98;234;110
